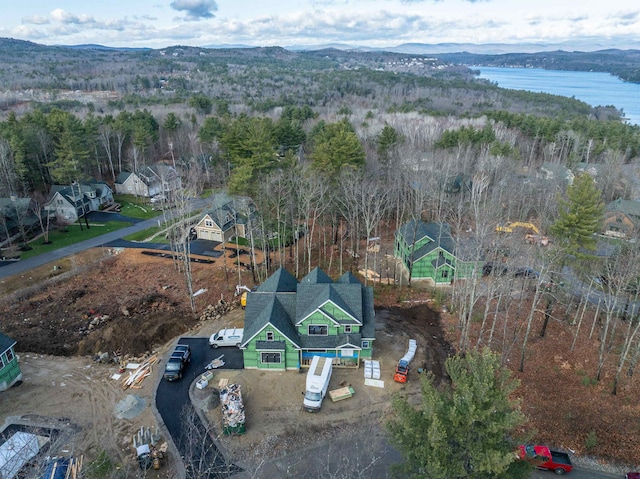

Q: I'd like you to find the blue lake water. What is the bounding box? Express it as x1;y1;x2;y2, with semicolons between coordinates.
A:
475;67;640;126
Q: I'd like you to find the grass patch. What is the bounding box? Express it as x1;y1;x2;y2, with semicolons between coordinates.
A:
124;226;170;243
20;221;132;259
113;194;161;220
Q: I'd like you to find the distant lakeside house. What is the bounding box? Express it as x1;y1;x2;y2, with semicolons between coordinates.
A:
394;220;480;284
114;164;181;198
240;267;375;371
0;332;22;391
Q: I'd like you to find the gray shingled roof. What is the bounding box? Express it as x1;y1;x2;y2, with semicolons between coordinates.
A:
0;331;16;353
255;340;286;350
115;171;133;184
398;221;456;262
241;293;300;348
300;267;333;284
336;271;361;284
606;199;640;219
243;267;375;352
257;267;298;293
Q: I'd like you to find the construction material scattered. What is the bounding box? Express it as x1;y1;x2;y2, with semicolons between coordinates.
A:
329;386;355;402
205;355;225;370
220;384;245;435
364;378;385;388
363;360;381;379
132;426;163;471
121;354;158;389
217;378;229;389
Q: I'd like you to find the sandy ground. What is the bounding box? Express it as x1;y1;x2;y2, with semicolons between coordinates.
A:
0;291;444;479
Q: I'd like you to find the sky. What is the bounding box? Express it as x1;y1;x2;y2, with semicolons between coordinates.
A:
1;0;639;50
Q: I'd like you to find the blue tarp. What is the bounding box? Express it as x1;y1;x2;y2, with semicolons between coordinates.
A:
40;457;69;479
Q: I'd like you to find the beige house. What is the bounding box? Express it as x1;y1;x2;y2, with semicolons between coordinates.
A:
114;164;181;198
194;193;255;242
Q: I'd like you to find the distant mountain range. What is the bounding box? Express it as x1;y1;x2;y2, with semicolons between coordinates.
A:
207;40;639;55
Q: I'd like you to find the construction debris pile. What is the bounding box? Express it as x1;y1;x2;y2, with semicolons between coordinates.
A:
40;455;84;479
132;426;165;471
121;354;159;389
220;383;245;435
198;299;234;321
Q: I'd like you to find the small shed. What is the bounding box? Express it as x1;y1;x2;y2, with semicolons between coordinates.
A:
0;332;22;391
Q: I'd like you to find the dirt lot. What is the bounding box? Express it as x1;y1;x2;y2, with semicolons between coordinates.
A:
1;247;640;477
0;248;449;477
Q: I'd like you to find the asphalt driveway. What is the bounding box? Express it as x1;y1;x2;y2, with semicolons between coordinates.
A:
155;338;243;478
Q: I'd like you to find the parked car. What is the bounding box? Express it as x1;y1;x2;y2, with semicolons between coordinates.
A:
150;194;166;204
518;444;573;475
514;267;539;278
209;328;244;348
173;344;191;363
626;474;640;479
163;343;191;381
482;262;508;276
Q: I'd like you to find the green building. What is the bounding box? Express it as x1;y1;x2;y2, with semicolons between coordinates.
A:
0;332;22;391
240;267;375;370
395;220;479;284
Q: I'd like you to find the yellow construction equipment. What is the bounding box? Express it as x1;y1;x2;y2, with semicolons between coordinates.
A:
495;222;540;234
496;222;549;246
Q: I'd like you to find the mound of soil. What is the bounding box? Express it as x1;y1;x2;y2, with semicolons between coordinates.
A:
0;249;241;356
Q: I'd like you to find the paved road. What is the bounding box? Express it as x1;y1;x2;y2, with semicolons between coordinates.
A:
0;210;222;278
0;214;166;278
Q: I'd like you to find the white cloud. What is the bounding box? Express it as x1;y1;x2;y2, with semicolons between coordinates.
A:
21;15;50;25
170;0;218;20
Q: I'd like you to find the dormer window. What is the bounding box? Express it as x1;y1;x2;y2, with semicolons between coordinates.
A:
266;331;274;341
344;325;352;333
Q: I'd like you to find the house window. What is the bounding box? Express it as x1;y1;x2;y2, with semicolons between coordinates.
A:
266;331;274;341
361;340;370;349
308;324;328;336
0;355;4;369
5;349;13;362
261;352;281;363
344;325;352;333
442;270;449;278
205;220;213;227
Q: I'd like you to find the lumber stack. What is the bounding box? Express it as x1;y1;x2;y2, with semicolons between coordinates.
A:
121;354;158;389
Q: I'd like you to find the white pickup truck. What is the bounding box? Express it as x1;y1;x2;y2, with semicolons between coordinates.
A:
209;328;244;348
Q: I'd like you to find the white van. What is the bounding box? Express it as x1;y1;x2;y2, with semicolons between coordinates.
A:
303;355;333;412
209;328;244;348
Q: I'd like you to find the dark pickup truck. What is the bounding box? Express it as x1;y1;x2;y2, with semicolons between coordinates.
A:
519;444;573;475
163;343;191;381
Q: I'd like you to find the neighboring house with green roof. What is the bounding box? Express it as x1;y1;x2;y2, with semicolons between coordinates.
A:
603;199;640;239
240;266;375;370
0;332;22;391
394;220;480;283
193;193;256;242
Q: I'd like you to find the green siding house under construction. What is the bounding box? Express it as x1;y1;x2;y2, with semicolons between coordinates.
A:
0;332;22;391
240;267;375;370
395;220;479;284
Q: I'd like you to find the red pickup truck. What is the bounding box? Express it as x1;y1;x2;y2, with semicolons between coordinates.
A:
519;444;573;475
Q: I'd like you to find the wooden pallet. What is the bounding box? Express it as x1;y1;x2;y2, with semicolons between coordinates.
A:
329;386;354;402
